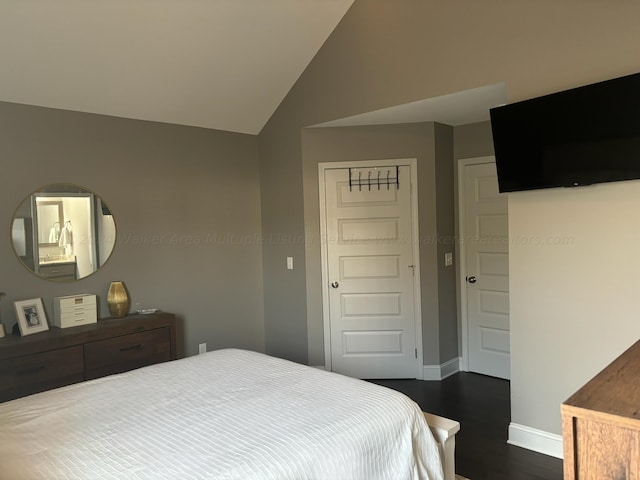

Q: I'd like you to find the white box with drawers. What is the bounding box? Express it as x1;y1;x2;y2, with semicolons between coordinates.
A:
53;294;97;328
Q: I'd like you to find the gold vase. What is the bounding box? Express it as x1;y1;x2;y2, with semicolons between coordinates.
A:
107;281;129;318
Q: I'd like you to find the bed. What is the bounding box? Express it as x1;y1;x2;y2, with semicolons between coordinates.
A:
0;348;459;480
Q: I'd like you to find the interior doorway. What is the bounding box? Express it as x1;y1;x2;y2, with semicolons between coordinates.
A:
458;156;510;379
319;159;423;379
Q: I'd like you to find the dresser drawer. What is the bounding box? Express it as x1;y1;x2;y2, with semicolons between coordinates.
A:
84;327;171;380
0;346;84;402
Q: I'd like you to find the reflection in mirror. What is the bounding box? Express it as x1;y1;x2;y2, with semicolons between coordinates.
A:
11;184;116;282
36;201;64;245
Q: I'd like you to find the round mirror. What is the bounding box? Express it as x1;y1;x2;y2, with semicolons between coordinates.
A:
11;184;116;282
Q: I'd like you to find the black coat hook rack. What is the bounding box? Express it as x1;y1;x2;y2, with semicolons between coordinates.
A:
348;166;399;191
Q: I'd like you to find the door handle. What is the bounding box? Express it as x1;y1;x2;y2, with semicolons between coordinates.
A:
120;344;143;352
466;276;477;284
331;281;339;288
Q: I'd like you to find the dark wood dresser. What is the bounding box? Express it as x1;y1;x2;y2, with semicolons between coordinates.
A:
0;312;177;402
561;339;640;479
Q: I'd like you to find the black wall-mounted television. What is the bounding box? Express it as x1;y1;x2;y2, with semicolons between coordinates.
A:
490;72;640;193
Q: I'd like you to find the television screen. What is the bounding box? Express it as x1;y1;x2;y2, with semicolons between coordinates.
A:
490;72;640;193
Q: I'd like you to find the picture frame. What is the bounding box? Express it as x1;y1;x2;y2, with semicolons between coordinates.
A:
14;298;49;336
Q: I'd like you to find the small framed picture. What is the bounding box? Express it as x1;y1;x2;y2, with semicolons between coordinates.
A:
14;298;49;336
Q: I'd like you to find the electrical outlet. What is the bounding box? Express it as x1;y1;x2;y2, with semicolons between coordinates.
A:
198;343;207;354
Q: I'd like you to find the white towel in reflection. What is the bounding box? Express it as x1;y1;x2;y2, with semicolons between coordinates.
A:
48;226;58;243
58;223;73;249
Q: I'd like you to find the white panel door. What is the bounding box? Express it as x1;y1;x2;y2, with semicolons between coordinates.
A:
324;166;418;378
464;162;510;379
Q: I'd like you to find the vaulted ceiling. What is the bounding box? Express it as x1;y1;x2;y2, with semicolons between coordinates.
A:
0;1;355;135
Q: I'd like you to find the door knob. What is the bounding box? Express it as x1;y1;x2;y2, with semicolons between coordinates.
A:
331;281;339;288
467;276;477;284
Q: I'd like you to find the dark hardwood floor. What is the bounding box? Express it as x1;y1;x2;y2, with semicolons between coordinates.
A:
371;373;563;480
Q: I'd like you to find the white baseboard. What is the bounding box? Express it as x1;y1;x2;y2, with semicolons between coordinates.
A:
314;359;460;381
508;423;563;459
423;357;460;381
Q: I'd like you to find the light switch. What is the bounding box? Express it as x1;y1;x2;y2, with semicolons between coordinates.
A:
444;252;453;267
286;256;294;270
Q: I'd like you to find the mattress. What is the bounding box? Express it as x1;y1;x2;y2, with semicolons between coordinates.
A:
0;349;444;480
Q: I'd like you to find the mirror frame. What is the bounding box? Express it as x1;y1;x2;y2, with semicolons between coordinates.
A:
11;184;117;282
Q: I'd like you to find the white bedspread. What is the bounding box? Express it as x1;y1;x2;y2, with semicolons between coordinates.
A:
0;349;444;480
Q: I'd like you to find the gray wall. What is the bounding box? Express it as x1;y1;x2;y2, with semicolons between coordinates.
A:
258;124;308;363
0;102;265;357
453;122;495;162
452;121;496;354
259;0;640;448
301;123;457;367
434;123;457;363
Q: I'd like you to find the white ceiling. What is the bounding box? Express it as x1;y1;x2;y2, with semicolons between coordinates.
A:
0;0;355;135
311;83;507;128
0;1;505;135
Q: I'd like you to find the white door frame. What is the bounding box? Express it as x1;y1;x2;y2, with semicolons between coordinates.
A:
456;155;497;372
318;158;424;379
